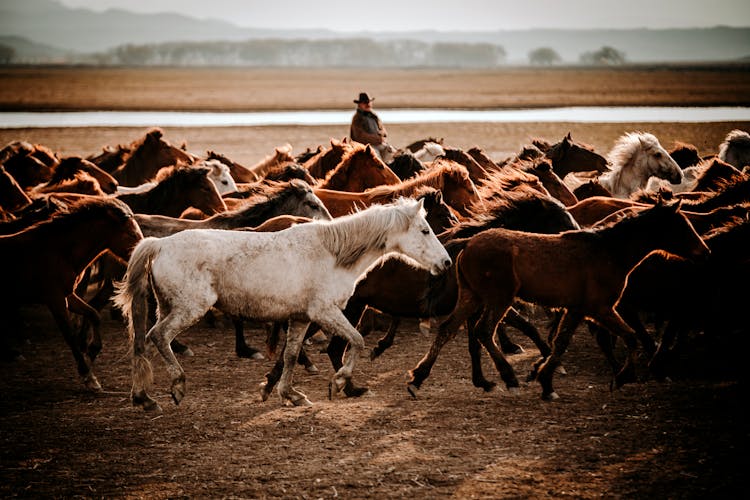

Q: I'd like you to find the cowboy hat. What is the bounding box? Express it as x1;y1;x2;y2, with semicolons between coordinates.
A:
353;92;374;104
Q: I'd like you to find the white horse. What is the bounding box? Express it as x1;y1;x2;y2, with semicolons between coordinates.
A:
114;198;451;411
598;131;683;199
718;129;750;170
413;142;446;163
115;160;237;196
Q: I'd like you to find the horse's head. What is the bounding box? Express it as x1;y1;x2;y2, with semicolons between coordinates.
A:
388;151;425;180
669;141;702;169
326;145;400;191
76;198;143;263
413;142;446;163
199;159;238;195
287;179;332;220
545;133;609;176
416;187;458;234
387;197;452;276
139;128;195;168
273;143;295;164
572;178;612;200
156;166;226;217
527;160;578;207
637;133;683;185
438;163;483;217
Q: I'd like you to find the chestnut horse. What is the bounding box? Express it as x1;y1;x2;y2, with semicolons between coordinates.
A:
0;198;142;390
314;161;481;218
111;128;196;187
406;200;709;401
303;138;354;179
533;133;609;178
41;156;119;194
317;144;401;192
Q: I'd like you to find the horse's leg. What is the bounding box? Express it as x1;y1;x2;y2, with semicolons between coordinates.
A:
407;284;480;397
588;322;620;374
276;320;313;406
590;309;641;390
311;308;367;400
325;301;370;397
619;306;657;357
232;316;264;360
66;293;103;363
259;329;286;402
494;307;524;354
145;299;211;406
370;317;401;360
47;297;100;391
503;307;551;358
466;309;496;391
535;310;583;400
474;306;520;392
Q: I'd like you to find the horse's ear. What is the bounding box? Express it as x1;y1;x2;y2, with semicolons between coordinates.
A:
365;144;372;154
415;197;425;214
565;132;572;141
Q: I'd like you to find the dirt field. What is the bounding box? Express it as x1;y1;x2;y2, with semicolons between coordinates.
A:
0;67;748;499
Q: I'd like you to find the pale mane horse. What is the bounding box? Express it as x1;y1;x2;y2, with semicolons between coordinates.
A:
599;131;682;199
114;198;451;411
413;142;446;163
248;144;295;179
718;129;750;170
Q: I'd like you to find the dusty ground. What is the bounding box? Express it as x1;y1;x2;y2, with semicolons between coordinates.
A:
0;67;748;498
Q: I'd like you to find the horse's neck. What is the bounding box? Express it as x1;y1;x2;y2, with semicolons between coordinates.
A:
596;219;670;270
46;221;114;273
600;156;643;198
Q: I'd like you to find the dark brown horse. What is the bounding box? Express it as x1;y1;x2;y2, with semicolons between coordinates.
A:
317;144;401;192
115;166;226;217
406;200;710;401
387;151;426;180
0;198;143;389
572;178;612;200
0;165;31;215
87;143;131;173
206;150;258;183
669;141;702;169
405;137;444;153
439;147;489;184
30;171;106;197
111;128;196;187
532;133;609;178
2;148;56;189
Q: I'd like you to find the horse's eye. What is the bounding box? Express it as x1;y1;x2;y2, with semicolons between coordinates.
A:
421;229;430;235
307;202;319;210
654;152;662;158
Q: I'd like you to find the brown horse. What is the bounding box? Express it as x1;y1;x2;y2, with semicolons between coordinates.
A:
115;166;226;217
43;156;119;194
669;141;702;169
386;151;426;180
439;147;489;183
317;144;401;192
314;161;481;218
87;143;131;173
406;199;709;401
2;148;56;190
0;165;31;215
532;133;609;178
303;138;354;179
568;195;650;227
245;144;296;180
0;198;143;389
466;146;501;173
29;171;106;197
516;158;578;206
111;129;196;187
571;178;612;200
405;137;444;153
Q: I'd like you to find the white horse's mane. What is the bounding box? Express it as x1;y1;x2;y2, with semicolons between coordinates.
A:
607;131;660;171
718;129;750;163
317;198;420;268
414;142;446;162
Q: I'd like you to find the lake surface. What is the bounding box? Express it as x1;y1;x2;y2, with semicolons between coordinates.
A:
1;107;749;128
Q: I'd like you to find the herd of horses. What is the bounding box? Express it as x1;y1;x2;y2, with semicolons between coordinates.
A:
1;126;749;410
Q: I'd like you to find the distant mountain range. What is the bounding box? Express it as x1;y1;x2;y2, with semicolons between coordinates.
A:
1;0;749;65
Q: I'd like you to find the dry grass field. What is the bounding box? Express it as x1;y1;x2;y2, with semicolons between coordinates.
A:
0;66;748;499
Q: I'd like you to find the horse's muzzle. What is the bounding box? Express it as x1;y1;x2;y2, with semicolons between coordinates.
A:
431;257;453;275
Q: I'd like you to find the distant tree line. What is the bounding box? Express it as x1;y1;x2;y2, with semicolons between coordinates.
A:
528;45;626;66
83;39;508;68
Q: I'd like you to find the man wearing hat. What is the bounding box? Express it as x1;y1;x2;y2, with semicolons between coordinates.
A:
350;92;393;160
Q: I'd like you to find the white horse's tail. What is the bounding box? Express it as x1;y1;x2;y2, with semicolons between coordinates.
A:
113;237;161;391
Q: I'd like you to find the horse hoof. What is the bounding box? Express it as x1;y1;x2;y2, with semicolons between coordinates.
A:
407;384;419;399
133;394;161;412
555;365;567;376
343;383;370;398
83;373;102;392
305;364;320;375
369;350;381;361
289;396;313;407
507;386;521;395
251;352;265;360
502;345;524;355
477;381;496;392
171;382;186;405
542;391;559;401
419;320;431;335
259;382;271;402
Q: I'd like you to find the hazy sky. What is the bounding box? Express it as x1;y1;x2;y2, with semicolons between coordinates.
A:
58;0;750;31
